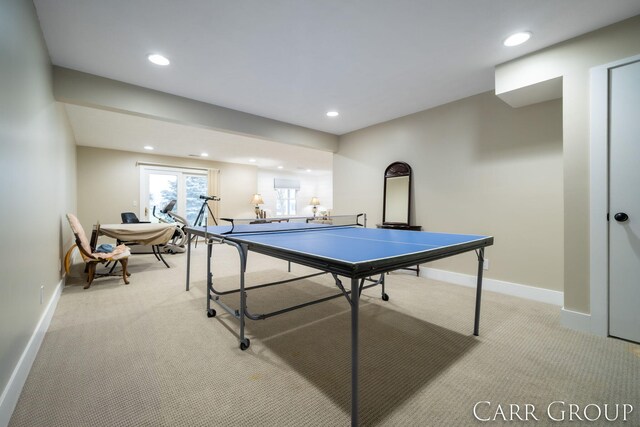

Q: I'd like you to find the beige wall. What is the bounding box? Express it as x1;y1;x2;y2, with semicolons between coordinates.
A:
496;15;640;314
335;92;563;291
76;146;258;227
0;0;77;410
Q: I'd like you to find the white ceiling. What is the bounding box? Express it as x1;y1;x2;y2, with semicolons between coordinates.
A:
35;0;640;135
64;104;333;174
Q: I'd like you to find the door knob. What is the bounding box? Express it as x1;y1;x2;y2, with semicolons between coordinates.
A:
614;212;629;222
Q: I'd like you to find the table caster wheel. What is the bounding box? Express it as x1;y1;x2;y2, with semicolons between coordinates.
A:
382;293;389;301
240;339;250;351
207;309;216;318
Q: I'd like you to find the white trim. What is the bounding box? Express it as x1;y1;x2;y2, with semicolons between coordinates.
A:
135;161;209;172
589;63;610;337
589;54;640;337
560;307;592;334
0;279;64;427
420;267;563;306
139;165;146;220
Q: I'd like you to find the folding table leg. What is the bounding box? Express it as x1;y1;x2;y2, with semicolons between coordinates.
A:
380;274;389;301
474;248;484;336
154;245;171;268
351;277;359;426
238;243;250;351
206;240;216;318
185;234;192;291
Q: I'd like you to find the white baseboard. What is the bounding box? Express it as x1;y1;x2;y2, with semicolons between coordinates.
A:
560;307;593;335
420;267;564;306
0;278;64;427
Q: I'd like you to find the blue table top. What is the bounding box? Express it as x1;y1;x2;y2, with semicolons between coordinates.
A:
188;224;492;266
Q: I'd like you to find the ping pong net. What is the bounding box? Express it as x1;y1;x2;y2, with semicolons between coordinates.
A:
210;213;365;235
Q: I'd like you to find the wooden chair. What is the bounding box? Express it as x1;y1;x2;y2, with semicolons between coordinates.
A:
66;213;131;289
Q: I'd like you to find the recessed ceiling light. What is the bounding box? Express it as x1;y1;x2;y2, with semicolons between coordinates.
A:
144;145;154;150
147;54;170;66
249;158;256;163
326;111;339;117
306;169;312;172
277;165;283;169
200;152;208;157
503;32;532;47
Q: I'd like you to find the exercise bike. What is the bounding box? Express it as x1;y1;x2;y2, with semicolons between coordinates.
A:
153;200;188;254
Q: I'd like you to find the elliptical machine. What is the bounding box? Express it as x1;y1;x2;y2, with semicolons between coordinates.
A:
153;196;221;252
153;200;188;254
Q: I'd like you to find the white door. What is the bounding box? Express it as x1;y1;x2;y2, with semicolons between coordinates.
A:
141;169;179;222
140;167;209;225
609;60;640;343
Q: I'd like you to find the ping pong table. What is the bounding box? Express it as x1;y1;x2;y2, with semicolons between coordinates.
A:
184;216;493;426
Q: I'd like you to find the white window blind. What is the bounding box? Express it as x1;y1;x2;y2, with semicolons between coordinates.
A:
273;178;300;190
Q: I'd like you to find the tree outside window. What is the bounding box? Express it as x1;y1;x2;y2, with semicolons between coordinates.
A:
275;188;296;216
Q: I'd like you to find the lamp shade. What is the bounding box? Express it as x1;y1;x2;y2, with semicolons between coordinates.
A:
250;194;264;205
309;197;320;206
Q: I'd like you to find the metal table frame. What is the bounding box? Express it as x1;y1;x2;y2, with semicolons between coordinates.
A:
184;224;493;426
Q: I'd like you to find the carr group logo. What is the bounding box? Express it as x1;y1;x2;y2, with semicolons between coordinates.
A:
472;401;634;422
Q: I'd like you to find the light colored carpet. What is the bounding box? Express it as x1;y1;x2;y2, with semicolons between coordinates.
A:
9;243;640;426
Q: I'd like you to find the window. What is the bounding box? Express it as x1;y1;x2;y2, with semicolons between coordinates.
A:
185;175;209;225
273;178;300;216
275;188;297;216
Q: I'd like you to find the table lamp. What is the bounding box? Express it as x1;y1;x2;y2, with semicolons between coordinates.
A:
250;194;264;218
310;197;320;217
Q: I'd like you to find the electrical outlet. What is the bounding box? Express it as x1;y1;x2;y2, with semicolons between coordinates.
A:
40;285;44;304
133;200;138;207
483;259;489;270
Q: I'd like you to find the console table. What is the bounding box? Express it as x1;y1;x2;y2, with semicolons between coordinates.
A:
376;224;422;275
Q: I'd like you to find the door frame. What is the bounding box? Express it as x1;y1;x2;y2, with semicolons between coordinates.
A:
589;54;640;336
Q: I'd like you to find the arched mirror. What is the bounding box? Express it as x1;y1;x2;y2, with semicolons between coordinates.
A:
383;161;412;226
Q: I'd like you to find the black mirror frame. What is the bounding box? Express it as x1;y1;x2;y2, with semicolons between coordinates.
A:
382;161;412;226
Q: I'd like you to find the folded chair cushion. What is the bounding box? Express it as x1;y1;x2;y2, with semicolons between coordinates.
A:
91;245;131;260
